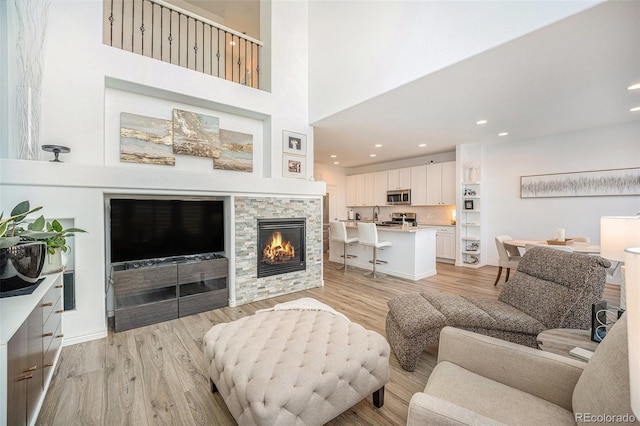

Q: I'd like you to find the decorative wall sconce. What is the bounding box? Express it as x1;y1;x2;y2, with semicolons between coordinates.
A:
42;144;70;162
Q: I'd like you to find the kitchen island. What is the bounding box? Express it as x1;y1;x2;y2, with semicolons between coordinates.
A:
329;222;437;280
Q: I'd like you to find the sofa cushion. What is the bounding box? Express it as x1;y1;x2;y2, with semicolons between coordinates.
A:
425;361;575;425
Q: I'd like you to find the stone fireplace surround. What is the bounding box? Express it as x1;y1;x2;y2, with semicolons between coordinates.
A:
233;196;323;306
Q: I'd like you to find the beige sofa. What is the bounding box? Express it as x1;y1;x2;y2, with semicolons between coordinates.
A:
386;247;610;371
407;314;635;425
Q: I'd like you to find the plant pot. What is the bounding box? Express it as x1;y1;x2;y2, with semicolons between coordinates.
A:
0;242;47;296
42;247;64;274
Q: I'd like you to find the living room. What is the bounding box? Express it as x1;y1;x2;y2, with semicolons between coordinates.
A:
1;0;639;424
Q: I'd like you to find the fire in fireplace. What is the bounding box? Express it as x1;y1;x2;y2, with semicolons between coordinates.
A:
257;218;305;278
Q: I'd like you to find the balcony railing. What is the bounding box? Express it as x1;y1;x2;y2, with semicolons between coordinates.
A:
103;0;262;89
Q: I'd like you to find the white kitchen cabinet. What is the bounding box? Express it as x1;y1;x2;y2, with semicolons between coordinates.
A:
410;165;428;205
374;171;388;206
363;173;376;206
346;175;357;207
426;161;456;205
387;168;411;190
435;226;456;262
355;174;366;206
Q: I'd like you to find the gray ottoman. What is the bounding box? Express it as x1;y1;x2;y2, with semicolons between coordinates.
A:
203;298;390;425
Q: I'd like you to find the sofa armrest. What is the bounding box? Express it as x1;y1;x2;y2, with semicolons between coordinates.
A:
407;393;506;426
436;327;585;411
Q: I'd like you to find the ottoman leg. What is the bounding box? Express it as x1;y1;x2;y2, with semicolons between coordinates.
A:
373;386;384;408
210;378;218;393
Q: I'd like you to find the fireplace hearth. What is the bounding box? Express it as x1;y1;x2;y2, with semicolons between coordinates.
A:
257;218;306;278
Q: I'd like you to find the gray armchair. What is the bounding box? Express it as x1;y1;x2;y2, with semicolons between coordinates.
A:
407;314;633;425
386;247;610;371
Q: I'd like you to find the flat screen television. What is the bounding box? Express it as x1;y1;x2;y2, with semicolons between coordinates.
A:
110;198;224;263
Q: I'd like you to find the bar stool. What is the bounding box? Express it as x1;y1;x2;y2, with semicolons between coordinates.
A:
330;221;358;270
357;222;392;279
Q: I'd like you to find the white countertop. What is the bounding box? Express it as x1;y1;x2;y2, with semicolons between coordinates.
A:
343;222;437;233
0;273;61;345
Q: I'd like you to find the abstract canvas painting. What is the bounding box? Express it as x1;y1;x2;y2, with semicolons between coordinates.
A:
120;112;175;166
521;167;640;198
172;109;220;158
215;129;253;172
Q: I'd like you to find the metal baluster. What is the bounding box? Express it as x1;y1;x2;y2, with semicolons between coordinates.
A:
202;21;204;73
151;2;154;58
160;5;163;61
140;0;145;56
121;0;124;49
108;0;114;46
131;0;134;52
231;33;234;83
237;37;241;84
168;10;173;64
244;37;247;85
186;15;189;69
210;24;213;75
216;28;221;78
178;12;181;66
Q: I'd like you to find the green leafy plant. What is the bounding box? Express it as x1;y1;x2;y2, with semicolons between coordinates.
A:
0;201;44;248
0;201;86;253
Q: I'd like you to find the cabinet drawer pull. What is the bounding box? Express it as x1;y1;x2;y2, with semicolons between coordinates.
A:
43;332;54;337
55;334;64;339
44;363;54;368
18;374;34;381
24;365;38;372
55;285;63;289
55;310;64;314
42;302;54;307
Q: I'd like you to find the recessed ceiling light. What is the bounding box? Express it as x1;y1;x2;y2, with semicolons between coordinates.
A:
419;144;426;147
498;132;509;136
333;161;340;165
374;144;382;148
330;155;337;158
370;154;376;157
476;120;488;125
630;106;640;112
628;83;640;90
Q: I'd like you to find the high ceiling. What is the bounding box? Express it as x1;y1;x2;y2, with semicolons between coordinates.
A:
312;2;640;169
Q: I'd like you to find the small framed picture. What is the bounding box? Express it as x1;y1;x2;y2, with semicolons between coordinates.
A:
282;154;306;179
464;199;474;210
282;130;307;156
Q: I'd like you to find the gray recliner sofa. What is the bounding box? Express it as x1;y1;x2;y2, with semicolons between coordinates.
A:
386;247;611;371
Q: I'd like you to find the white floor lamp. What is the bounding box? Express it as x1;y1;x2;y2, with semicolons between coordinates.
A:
600;216;640;310
624;247;639;417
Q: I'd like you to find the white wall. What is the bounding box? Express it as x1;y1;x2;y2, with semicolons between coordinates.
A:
308;0;601;123
1;0;322;344
484;121;640;266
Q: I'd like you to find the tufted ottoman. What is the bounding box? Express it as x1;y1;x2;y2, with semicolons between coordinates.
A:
203;298;390;425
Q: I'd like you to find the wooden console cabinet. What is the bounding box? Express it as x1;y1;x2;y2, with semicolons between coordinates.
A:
113;257;228;332
1;273;63;426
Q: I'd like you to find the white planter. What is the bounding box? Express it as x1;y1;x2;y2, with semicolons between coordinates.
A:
41;248;64;274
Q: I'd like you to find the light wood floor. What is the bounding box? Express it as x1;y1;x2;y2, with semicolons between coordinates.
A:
37;260;620;426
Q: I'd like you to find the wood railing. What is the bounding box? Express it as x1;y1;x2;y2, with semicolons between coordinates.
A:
103;0;262;89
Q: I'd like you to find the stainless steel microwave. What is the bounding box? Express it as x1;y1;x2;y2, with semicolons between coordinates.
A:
387;189;411;205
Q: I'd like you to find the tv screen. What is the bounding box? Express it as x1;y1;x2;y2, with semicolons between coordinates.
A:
110;199;224;263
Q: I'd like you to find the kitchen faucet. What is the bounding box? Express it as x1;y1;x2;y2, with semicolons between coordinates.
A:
373;205;380;223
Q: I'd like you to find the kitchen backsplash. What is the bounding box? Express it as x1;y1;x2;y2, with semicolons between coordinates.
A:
349;204;456;226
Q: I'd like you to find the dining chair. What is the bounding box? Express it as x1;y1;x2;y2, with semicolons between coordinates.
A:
494;235;522;286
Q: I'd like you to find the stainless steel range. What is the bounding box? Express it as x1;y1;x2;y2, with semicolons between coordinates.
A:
378;212;417;227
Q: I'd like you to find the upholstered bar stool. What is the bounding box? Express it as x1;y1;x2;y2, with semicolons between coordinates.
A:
330;221;359;270
357;222;392;279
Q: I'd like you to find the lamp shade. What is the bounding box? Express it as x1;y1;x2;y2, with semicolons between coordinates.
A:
625;247;640;417
600;217;640;262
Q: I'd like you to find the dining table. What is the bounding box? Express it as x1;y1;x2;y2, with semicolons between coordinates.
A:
506;239;601;254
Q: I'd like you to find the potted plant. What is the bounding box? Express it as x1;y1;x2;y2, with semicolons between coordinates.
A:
21;217;86;273
1;201;49;292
